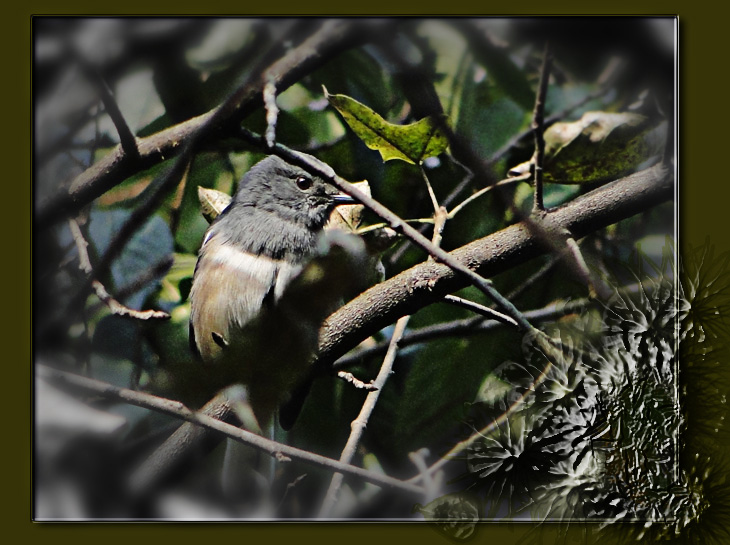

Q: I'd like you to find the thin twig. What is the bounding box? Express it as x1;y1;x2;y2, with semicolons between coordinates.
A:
505;253;562;302
332;296;591;371
532;42;553;213
68;218;169;320
319;313;412;518
447;173;530;219
37;365;425;496
429;207;448;259
85;65;140;160
442;294;518;326
563;236;612;300
336;371;378;390
420;166;440;215
408;448;443;503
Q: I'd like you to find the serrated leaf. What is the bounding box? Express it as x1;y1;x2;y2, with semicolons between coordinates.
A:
324;86;449;164
509;111;662;184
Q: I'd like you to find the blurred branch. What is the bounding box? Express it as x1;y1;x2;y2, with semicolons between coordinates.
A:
130;392;238;494
71;157;191;311
83;64;140;160
86;255;174;318
37;365;425;497
36;19;369;230
68;218;169;320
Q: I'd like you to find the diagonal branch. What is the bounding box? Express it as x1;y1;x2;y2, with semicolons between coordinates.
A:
36;19;370;230
68;218;169;320
84;65;140;160
316;162;673;370
319;315;411;517
237;128;536;334
37;365;425;497
333;296;591;371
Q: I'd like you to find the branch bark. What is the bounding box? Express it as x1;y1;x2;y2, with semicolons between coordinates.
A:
315;162;673;369
36;19;369;230
37;365;424;497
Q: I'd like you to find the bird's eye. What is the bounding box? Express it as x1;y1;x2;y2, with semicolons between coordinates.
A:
295;176;312;191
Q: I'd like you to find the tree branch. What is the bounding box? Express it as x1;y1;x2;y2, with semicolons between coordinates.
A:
316;162;672;370
442;294;518;326
84;65;139;160
68;218;169;320
238;128;536;334
332;295;590;371
532;42;552;212
37;365;425;497
319;315;411;517
36;19;369;230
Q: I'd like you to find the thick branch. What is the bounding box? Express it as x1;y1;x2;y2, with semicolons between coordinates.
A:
238;129;536;333
316;163;673;369
36;20;367;230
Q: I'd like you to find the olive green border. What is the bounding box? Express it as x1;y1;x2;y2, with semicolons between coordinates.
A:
17;3;730;545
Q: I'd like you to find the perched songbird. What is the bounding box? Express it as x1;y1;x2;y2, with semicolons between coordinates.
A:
189;153;356;428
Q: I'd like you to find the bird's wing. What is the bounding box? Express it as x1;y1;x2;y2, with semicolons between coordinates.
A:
190;236;284;364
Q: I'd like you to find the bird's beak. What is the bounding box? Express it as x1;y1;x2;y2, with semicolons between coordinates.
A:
332;193;356;205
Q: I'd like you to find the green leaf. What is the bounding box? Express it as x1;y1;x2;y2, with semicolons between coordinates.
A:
509;111;663;184
324;86;449;164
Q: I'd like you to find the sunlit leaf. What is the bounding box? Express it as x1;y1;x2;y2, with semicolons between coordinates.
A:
324;86;449;164
509;111;663;184
327;180;370;232
198;186;231;223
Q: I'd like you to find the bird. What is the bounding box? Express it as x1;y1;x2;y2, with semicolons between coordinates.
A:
188;152;357;430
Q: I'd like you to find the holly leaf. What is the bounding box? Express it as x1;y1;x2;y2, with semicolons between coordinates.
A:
509;111;662;184
324;86;449;164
